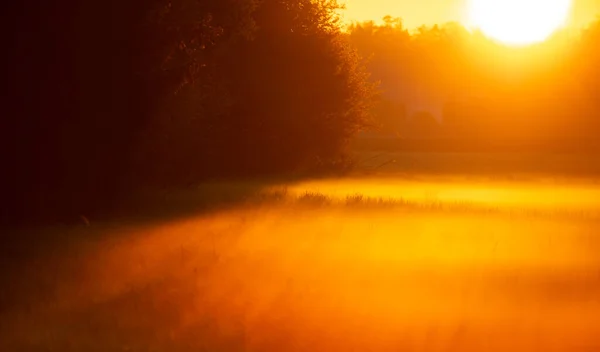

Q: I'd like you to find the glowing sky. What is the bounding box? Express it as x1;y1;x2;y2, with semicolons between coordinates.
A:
339;0;600;30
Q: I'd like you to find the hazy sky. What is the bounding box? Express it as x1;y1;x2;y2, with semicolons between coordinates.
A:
339;0;600;30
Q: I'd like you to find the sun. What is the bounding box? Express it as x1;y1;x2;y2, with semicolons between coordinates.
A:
468;0;572;45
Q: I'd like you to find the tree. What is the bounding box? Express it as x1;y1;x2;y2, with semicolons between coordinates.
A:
4;0;378;224
137;0;377;180
577;18;600;120
219;0;376;174
3;0;260;222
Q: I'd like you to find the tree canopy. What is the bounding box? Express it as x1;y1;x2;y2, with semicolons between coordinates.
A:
347;18;600;143
4;0;375;224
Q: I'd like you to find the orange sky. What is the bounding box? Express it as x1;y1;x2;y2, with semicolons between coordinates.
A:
339;0;600;30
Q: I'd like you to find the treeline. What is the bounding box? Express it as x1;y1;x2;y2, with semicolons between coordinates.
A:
4;3;600;224
347;17;600;144
4;0;375;224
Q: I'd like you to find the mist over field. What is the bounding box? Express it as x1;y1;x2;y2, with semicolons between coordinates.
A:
3;168;600;351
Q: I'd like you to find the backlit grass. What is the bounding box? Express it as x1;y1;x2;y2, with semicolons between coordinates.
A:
2;176;600;351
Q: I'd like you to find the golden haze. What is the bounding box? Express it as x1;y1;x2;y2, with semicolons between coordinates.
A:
339;0;599;31
467;0;572;45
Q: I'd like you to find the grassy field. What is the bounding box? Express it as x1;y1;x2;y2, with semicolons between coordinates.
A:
2;157;600;351
350;151;600;177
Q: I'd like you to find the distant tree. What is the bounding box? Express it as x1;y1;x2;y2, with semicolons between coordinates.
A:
409;111;440;138
371;98;407;135
577;18;600;116
346;18;600;146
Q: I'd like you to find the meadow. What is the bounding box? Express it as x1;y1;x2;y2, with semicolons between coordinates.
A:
2;152;600;351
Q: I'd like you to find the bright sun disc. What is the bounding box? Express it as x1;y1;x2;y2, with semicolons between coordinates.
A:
468;0;572;45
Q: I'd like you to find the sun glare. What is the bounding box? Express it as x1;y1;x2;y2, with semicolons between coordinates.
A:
468;0;572;46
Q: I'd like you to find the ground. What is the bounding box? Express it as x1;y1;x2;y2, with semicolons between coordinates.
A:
2;155;600;351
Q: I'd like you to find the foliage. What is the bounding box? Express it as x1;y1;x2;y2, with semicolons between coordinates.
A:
133;0;377;185
577;18;600;111
346;17;600;142
3;0;376;224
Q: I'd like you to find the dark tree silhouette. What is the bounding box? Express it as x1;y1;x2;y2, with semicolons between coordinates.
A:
3;0;375;225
